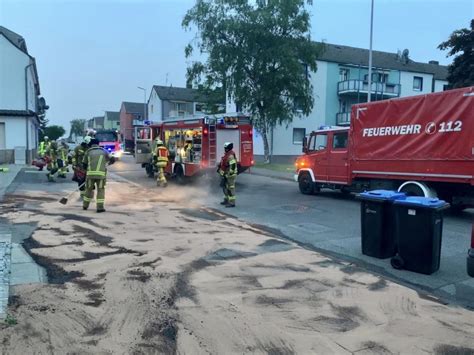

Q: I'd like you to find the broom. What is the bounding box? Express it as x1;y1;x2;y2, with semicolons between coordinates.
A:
59;181;86;205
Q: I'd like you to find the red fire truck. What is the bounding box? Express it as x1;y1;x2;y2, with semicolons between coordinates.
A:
135;114;254;182
95;129;123;159
295;87;474;210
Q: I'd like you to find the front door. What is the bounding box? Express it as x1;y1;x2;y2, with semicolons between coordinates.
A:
308;132;328;182
328;131;349;184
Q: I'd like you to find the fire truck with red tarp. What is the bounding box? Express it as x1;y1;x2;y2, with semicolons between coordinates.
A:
134;113;254;182
295;86;474;210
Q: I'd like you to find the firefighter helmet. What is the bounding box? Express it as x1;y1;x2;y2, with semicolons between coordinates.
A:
83;136;92;144
86;129;96;137
44;136;49;141
224;142;233;152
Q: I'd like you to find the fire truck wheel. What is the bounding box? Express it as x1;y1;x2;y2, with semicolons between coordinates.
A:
174;165;185;185
298;172;316;195
398;181;437;198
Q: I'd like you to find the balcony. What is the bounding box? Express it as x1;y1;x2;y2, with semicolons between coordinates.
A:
336;112;351;126
337;79;400;98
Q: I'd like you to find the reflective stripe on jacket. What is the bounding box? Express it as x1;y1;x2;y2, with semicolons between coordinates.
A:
220;150;237;177
72;145;86;167
39;141;49;155
157;146;169;163
83;145;109;178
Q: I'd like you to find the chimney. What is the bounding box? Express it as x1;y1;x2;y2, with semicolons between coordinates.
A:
429;60;439;65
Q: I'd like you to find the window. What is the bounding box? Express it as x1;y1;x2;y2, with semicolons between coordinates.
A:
339;69;349;81
413;76;423;91
173;102;187;116
292;128;306;145
195;103;203;113
151;105;154;114
332;132;348;149
363;72;388;83
309;133;327;151
443;84;449;91
294;97;304;112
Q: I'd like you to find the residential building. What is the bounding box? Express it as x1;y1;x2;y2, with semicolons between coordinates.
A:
87;116;105;130
147;85;208;122
0;26;48;164
104;111;120;130
119;102;146;151
253;43;449;163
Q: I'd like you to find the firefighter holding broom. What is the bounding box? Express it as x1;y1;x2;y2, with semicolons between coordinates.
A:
72;136;91;199
82;138;115;213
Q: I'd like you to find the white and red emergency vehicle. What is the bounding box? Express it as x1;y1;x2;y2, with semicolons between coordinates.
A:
135;113;254;182
295;86;474;209
95;129;123;159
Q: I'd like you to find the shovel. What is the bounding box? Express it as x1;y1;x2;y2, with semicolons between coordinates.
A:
59;181;86;205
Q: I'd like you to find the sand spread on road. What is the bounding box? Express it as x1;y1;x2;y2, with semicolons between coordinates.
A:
1;180;473;354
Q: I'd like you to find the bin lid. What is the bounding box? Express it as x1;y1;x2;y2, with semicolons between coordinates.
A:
358;190;406;201
393;196;448;209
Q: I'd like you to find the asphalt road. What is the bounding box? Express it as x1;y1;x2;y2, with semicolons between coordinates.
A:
110;154;474;308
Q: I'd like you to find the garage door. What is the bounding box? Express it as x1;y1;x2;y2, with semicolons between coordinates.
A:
0;123;5;149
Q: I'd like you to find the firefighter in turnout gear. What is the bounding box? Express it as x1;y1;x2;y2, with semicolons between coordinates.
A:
57;140;69;178
153;138;169;187
82;138;114;212
218;142;237;207
45;140;59;182
38;136;50;157
72;136;91;199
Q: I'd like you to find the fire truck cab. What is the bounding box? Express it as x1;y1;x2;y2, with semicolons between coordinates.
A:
135;113;254;182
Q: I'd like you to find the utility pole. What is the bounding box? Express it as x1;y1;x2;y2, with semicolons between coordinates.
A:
137;87;147;121
367;0;374;103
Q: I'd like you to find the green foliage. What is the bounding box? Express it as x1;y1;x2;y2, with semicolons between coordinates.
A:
4;314;17;326
183;0;322;161
438;20;474;88
69;119;87;139
41;125;66;141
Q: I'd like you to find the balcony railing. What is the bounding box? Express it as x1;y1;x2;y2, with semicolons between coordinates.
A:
337;79;401;97
336;112;351;126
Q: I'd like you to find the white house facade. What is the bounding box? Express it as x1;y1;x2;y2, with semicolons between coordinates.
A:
147;85;207;123
0;26;48;164
253;43;449;163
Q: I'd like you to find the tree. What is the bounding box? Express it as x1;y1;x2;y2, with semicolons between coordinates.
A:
42;125;66;141
183;0;322;162
438;20;474;88
69;119;86;140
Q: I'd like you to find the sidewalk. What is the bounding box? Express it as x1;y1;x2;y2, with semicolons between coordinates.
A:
0;165;49;319
248;167;295;181
0;165;22;319
0;165;24;200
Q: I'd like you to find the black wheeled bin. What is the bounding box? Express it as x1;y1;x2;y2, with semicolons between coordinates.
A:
391;197;449;275
358;190;406;259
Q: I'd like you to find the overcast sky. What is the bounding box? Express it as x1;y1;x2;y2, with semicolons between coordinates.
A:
1;0;472;132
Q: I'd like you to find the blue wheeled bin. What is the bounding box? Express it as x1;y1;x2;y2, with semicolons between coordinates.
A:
357;190;406;259
391;197;449;275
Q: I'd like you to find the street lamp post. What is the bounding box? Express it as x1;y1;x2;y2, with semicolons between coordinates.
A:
367;0;374;103
137;86;147;122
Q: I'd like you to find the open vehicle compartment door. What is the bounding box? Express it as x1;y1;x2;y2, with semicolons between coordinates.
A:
134;127;153;164
216;129;241;163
